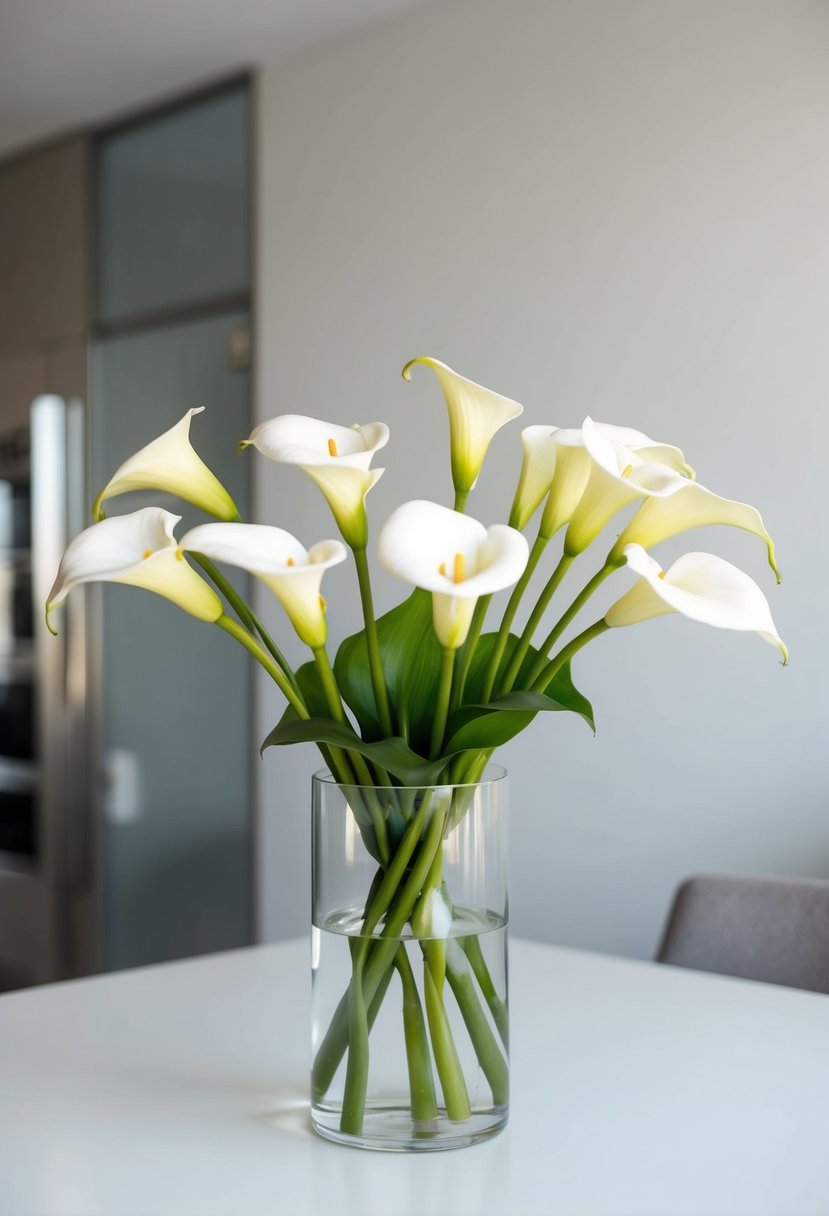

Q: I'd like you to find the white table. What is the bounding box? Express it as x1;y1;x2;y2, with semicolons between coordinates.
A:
0;938;826;1216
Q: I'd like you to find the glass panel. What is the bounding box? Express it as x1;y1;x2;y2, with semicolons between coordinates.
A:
96;86;250;324
90;311;251;970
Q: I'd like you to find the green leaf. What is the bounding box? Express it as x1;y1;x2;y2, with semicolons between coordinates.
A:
536;662;595;730
334;589;442;752
464;633;594;722
445;674;594;752
441;631;595;753
260;716;448;786
273;660;330;729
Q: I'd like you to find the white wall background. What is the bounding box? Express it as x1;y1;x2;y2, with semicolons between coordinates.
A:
254;0;829;959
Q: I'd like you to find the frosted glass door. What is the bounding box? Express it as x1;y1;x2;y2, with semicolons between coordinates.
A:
96;86;249;326
91;312;251;969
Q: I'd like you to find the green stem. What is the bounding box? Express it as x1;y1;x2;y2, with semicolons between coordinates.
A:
424;947;470;1119
216;615;308;719
395;946;439;1121
195;554;299;692
248;610;301;694
453;595;491;709
361;791;437;936
340;942;370;1135
481;533;548;702
352;547;393;737
524;563;616;687
530;619;610;692
313;645;390;866
193;553;255;629
417;843;471;1120
312;946;395;1104
430;647;456;759
313;646;347;724
461;933;509;1049
312;795;449;1100
453;489;469;513
444;939;509;1106
219;613;355;828
497;553;574;695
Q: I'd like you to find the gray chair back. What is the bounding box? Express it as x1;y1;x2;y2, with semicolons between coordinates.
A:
657;873;829;995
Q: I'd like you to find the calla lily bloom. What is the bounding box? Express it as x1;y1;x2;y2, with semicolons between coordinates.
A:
610;480;780;582
240;416;387;549
605;544;787;662
511;422;693;540
377;500;529;649
510;426;559;531
402;357;523;500
564;417;691;555
46;508;222;634
92;408;239;523
180;522;346;648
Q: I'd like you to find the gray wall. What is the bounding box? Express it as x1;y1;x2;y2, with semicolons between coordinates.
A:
253;0;829;958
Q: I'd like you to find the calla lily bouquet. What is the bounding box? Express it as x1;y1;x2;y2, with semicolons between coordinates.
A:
47;356;785;1142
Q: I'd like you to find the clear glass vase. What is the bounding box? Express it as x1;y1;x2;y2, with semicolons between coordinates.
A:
310;767;509;1152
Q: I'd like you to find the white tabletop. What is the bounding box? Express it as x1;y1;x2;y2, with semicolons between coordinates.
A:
0;938;826;1216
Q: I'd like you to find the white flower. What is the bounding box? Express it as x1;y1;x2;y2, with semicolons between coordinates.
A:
377;500;529;649
605;544;787;662
564;417;691;555
510;426;559;531
92;408;239;522
519;422;693;540
180;522;346;648
240;415;387;548
610;480;780;581
536;427;592;540
402;357;523;498
46;508;222;634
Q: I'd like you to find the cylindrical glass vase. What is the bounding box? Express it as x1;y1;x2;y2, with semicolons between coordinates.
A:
310;768;509;1152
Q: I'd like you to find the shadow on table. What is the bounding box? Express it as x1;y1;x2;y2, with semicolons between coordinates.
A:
256;1085;313;1139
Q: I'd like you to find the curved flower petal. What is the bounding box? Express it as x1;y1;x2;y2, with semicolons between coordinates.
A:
605;544;787;662
302;465;384;548
240;415;388;547
564;417;690;555
92;408;239;523
594;424;694;478
537;422;692;541
610;481;780;582
180;522;347;648
402;357;523;497
242;416;389;470
510;426;559;530
378;499;529;648
46;507;222;633
538;428;592;540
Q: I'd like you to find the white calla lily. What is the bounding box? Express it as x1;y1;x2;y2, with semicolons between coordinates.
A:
92;408;239;523
605;543;787;662
377;500;529;649
596;424;694;477
564;417;691;555
523;422;693;540
510;426;559;530
180;522;346;648
46;507;222;633
610;480;780;582
240;416;387;548
538;427;592;540
402;357;523;501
